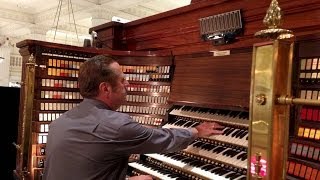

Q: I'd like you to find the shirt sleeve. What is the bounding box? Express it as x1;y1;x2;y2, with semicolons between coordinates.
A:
115;118;197;155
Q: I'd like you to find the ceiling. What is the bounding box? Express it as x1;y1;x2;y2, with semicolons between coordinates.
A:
0;0;191;44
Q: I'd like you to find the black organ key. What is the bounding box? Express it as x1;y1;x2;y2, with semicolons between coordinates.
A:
167;117;177;124
191;121;200;127
213;146;226;153
191;107;200;112
223;149;235;156
219;168;230;176
201;143;215;150
222;127;230;134
229;111;241;118
231;149;243;157
231;129;241;137
216;109;230;116
173;119;186;126
234;130;245;138
241;154;247;161
209;109;217;115
238;111;249;119
239;130;248;138
231;173;243;179
225;172;237;178
225;128;236;136
183;121;195;127
173;105;182;110
236;152;247;161
202;164;216;171
211;166;222;173
198;107;209;113
190;159;205;167
192;141;205;148
182;106;192;111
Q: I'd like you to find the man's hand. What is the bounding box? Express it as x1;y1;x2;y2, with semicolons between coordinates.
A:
194;122;224;138
128;154;140;162
128;175;153;180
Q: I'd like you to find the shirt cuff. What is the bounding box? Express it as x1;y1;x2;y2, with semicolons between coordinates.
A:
189;128;199;138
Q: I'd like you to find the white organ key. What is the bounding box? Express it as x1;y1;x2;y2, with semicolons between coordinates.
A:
184;143;247;169
234;175;247;180
164;117;247;147
210;129;247;147
169;106;248;127
145;153;229;180
146;153;186;168
128;162;176;180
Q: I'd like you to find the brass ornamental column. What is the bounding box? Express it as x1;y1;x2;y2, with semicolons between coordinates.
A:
249;40;293;179
14;54;36;180
248;0;294;179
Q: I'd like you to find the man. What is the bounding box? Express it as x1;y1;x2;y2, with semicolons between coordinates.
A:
43;55;223;180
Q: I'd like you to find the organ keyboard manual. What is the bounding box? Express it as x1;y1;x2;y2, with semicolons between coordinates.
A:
127;105;248;180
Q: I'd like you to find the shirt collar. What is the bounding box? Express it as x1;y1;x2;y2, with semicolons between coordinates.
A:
82;98;112;110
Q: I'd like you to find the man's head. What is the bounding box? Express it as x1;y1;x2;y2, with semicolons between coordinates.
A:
78;55;129;110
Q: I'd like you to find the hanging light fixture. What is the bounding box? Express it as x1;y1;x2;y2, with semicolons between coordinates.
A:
51;0;80;44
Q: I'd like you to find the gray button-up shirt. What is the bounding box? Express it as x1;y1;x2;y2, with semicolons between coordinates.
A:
43;98;196;180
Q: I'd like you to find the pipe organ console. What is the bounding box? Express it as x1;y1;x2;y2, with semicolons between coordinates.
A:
14;0;320;179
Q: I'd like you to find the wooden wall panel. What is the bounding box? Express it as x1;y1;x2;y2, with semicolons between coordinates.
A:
298;40;320;58
89;0;320;109
117;0;320;54
91;0;320;55
170;52;252;109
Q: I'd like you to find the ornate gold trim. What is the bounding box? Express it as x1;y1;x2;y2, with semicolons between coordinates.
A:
254;0;294;39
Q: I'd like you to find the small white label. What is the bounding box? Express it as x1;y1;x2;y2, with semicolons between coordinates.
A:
212;50;230;56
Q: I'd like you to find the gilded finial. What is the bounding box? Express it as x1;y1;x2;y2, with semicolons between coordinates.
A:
27;54;35;64
255;0;293;39
263;0;281;28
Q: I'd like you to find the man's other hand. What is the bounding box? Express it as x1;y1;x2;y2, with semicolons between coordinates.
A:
194;122;224;138
128;175;153;180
